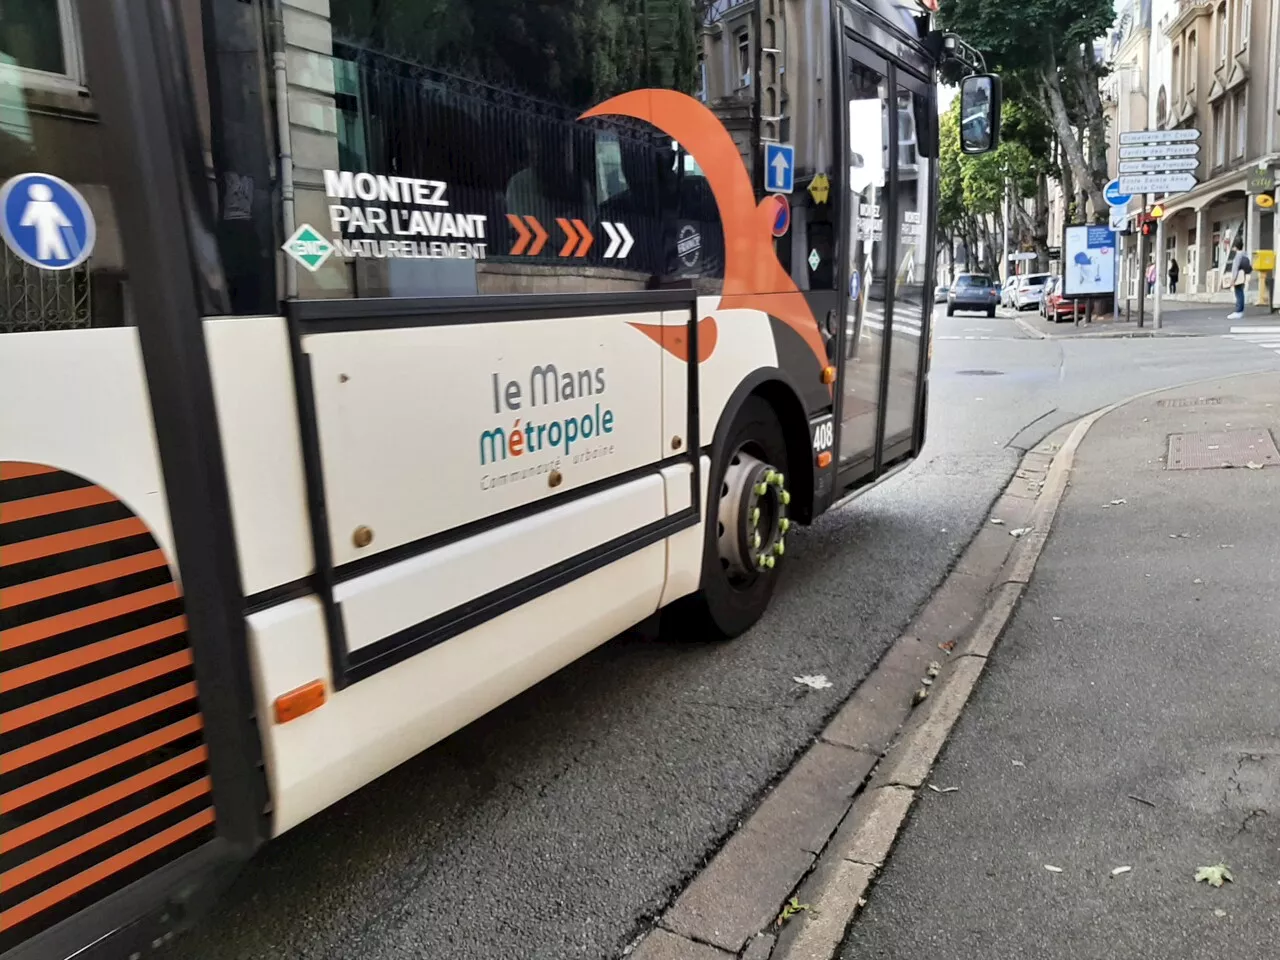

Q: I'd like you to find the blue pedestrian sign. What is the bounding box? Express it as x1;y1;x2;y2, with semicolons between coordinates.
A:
0;173;96;271
1104;178;1132;208
764;143;795;194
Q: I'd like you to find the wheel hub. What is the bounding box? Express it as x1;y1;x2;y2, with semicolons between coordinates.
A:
716;449;790;581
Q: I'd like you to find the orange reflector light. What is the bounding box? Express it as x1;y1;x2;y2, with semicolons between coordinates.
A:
820;365;836;385
274;680;326;724
816;451;833;468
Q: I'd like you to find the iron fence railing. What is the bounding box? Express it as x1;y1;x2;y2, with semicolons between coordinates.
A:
0;244;91;333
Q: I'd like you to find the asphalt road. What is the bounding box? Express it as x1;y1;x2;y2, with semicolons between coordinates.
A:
164;309;1280;960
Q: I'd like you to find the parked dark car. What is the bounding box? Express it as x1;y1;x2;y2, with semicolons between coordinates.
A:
947;273;999;317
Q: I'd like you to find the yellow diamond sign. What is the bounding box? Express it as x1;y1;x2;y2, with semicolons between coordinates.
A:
808;172;830;205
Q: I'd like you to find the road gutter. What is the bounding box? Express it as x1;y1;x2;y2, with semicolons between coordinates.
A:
624;372;1273;960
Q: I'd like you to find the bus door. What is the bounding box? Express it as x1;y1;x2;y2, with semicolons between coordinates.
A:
835;37;893;477
881;67;934;462
1;4;266;960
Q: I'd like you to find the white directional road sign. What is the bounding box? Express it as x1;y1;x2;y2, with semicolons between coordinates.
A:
1119;157;1200;173
1119;143;1200;159
1118;172;1198;194
1118;128;1201;145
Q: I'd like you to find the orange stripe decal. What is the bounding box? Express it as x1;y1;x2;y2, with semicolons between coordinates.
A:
1;746;207;852
581;91;829;381
0;615;187;693
0;463;59;481
0;516;149;567
0;549;168;608
1;682;197;773
1;715;203;814
1;777;211;890
0;582;180;651
0;807;214;931
0;485;115;524
2;650;193;732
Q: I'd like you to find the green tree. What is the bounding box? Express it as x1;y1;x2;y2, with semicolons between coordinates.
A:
940;0;1114;222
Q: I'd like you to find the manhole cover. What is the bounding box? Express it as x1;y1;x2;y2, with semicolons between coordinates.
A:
1166;429;1280;470
1157;397;1222;408
956;369;1004;376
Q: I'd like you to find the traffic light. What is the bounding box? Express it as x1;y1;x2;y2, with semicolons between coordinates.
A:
1141;219;1155;237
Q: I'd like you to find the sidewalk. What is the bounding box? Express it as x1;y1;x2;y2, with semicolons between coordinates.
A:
840;373;1280;958
1016;301;1276;338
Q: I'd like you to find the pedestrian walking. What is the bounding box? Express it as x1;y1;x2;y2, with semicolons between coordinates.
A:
1168;257;1179;294
1146;261;1156;295
1224;239;1251;320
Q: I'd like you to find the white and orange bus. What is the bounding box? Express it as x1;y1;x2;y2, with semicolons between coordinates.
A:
0;1;998;957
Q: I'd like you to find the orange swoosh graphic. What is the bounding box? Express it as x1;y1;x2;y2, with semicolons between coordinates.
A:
582;90;827;373
627;316;718;363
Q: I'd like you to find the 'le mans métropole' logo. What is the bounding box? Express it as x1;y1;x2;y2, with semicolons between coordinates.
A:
479;362;617;491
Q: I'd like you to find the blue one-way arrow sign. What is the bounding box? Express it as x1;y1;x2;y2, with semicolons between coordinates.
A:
764;142;794;194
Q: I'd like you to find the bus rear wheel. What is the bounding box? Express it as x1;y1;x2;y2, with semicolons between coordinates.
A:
673;396;791;639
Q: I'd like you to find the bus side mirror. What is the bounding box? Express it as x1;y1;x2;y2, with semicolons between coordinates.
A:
959;74;1002;155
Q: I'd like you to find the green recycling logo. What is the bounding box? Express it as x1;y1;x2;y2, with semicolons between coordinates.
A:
283;223;334;272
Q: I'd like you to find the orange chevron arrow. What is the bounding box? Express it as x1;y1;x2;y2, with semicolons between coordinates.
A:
527;217;548;255
506;214;531;255
556;217;579;258
572;219;593;257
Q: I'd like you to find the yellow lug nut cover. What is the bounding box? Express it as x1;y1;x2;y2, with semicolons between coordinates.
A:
780;490;791;505
752;532;762;549
774;539;785;556
754;482;768;496
779;518;790;534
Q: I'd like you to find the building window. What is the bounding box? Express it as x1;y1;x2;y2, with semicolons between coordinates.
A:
1217;4;1227;63
1211;223;1222;268
1172;44;1181;98
735;30;751;88
0;0;84;90
1233;91;1247;158
1156;85;1168;126
1186;33;1196;90
1212;101;1226;167
1237;0;1250;48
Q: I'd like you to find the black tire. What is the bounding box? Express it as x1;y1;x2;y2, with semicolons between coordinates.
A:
668;395;789;640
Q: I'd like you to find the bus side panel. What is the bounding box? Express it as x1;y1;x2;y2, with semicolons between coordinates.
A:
0;328;174;558
248;544;665;835
695;298;780;445
203;317;315;597
302;312;670;568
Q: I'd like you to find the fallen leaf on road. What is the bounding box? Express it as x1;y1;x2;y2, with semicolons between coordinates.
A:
912;687;929;706
793;675;833;690
921;676;933;687
1012;760;1026;767
927;784;960;794
1009;527;1031;538
1111;866;1132;877
1195;863;1234;888
1246;461;1265;470
939;640;956;652
1214;909;1227;918
927;661;942;677
776;897;810;926
990;518;1005;525
1044;864;1064;873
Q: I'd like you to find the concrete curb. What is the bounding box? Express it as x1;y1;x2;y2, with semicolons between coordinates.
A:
1010;314;1047;340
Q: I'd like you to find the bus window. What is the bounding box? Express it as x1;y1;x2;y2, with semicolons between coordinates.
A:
291;1;725;300
0;3;128;333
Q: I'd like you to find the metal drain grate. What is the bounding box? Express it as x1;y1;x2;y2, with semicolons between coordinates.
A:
1166;429;1280;470
1156;397;1222;408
